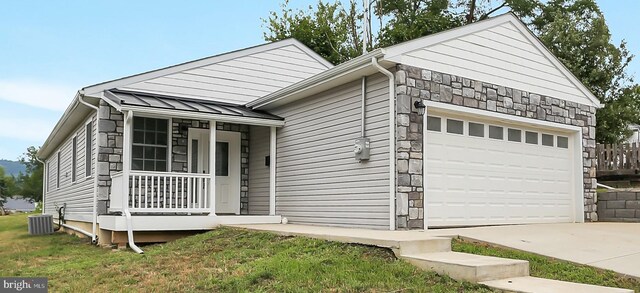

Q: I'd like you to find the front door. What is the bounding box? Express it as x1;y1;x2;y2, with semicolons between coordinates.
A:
188;129;241;214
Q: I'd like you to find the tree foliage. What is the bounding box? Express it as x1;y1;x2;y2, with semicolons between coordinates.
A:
264;0;639;143
2;146;44;205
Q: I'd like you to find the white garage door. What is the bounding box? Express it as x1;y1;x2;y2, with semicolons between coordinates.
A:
425;111;577;227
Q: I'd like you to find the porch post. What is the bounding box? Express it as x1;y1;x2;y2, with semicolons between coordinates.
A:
122;111;133;209
269;126;276;216
209;120;217;216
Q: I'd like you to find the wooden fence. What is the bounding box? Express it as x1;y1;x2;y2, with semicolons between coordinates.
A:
596;143;640;177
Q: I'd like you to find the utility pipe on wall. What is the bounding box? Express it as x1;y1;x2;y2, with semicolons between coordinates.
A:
371;57;396;231
122;110;143;254
78;92;100;244
361;76;367;137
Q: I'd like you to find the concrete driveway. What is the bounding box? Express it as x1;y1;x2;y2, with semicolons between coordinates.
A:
424;223;640;278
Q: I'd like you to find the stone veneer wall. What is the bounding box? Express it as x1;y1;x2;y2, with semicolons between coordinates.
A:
394;64;598;229
96;104;251;215
597;191;640;222
171;119;250;214
97;101;124;214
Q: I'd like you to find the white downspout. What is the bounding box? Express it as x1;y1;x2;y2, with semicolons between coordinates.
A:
35;157;46;215
371;57;396;231
78;92;100;244
122;110;143;254
361;76;366;137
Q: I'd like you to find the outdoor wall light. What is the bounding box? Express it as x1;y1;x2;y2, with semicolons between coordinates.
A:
414;100;426;116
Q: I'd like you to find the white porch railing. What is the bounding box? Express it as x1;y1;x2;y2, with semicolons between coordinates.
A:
111;171;211;213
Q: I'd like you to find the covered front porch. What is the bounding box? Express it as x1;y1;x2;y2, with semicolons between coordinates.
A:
100;90;283;232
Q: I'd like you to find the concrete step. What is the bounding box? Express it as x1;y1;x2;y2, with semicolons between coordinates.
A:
480;276;633;293
396;238;451;255
401;251;529;282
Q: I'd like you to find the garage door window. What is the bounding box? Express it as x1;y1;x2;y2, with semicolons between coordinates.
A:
489;126;503;140
508;128;521;142
525;131;538;144
542;134;554;146
557;136;569;148
426;116;441;132
447;119;464;135
469;122;484;137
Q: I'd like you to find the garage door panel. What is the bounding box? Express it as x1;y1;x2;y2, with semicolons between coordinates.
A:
426;113;575;227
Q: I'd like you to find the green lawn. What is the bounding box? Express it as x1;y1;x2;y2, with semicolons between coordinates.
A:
452;238;640;292
1;213;490;292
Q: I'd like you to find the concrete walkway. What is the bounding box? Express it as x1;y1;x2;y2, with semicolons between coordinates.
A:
423;222;640;278
233;223;634;292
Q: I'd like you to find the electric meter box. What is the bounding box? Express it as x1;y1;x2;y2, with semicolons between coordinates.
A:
354;137;370;161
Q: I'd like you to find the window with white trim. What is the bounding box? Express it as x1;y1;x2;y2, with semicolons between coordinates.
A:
56;152;61;189
557;136;569;148
426;116;441;132
85;121;92;177
525;131;538;144
72;136;77;182
468;122;484;137
132;117;168;171
541;134;554;146
489;125;503;140
447;119;463;134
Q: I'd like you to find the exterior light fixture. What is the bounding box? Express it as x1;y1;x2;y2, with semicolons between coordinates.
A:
414;100;426;116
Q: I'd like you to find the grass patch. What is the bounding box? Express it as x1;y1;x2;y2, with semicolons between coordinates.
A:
452;238;640;292
1;214;491;292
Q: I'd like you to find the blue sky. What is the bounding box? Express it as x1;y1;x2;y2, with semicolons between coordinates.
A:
0;1;637;160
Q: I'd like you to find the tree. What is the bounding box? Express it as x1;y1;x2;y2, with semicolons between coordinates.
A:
530;0;639;143
14;146;44;202
264;0;639;143
0;166;17;215
264;0;363;65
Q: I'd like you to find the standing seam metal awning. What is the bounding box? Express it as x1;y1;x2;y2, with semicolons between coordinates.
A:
103;89;283;122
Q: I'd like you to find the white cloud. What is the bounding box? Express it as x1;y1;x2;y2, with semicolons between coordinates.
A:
0;80;77;111
0;117;55;142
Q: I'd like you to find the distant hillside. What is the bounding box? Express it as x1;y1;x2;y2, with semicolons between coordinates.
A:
0;160;26;176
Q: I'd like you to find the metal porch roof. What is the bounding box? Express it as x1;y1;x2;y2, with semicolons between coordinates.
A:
103;90;283;121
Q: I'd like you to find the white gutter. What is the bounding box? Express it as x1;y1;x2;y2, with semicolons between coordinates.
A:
371;57;396;231
119;105;285;127
361;76;366;137
35;157;46;215
78;91;100;244
122;110;144;254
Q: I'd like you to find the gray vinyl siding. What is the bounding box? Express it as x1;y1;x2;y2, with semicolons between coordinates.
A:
270;73;391;229
44;113;97;222
119;45;330;105
248;126;270;215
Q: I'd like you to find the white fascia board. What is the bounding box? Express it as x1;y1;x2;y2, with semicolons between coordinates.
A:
248;49;386;109
121;105;285;127
384;13;601;108
82;39;330;96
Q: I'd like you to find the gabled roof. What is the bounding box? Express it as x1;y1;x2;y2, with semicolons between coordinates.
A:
251;13;601;109
40;39;322;159
83;39;333;104
383;13;601;108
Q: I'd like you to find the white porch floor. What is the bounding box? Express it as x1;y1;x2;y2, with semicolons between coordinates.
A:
98;215;281;232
